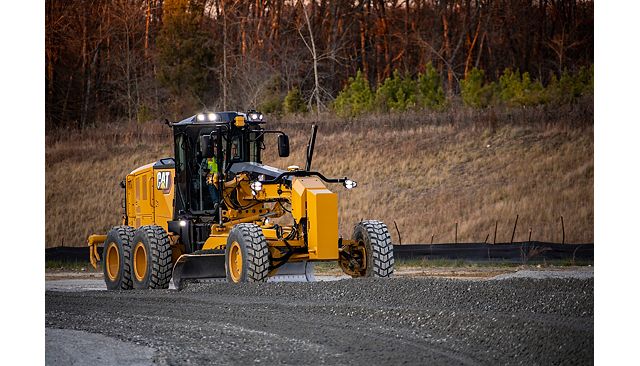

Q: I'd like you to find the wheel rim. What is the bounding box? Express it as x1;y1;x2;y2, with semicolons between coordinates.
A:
133;242;148;282
106;243;120;281
355;240;367;274
229;241;243;282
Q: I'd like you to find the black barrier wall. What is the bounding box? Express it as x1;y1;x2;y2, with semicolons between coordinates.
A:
393;242;593;262
46;241;593;263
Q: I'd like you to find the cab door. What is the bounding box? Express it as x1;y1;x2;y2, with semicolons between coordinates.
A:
133;170;155;227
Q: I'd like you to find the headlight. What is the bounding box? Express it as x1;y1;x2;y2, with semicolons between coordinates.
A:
250;181;263;192
248;112;263;121
343;179;357;189
179;220;187;227
197;113;217;122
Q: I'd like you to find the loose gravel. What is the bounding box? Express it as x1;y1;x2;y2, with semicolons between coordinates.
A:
46;277;593;365
46;328;155;366
491;268;593;281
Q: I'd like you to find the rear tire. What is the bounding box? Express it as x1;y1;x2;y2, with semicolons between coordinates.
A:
102;226;134;290
131;225;173;289
347;220;394;277
225;223;269;283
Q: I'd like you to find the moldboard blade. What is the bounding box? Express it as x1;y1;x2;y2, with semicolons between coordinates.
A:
268;261;316;282
171;254;226;290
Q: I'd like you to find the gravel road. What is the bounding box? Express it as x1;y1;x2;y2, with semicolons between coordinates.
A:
46;275;593;365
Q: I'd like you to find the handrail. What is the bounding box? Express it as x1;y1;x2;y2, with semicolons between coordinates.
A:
259;170;348;185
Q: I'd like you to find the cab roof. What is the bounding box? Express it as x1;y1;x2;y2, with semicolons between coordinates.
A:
172;111;265;126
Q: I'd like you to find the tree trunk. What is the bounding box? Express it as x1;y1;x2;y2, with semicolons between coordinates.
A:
378;0;391;80
464;12;482;78
442;13;453;96
81;5;88;127
144;0;151;58
403;0;410;72
359;5;369;79
300;1;322;115
222;1;228;110
126;23;132;123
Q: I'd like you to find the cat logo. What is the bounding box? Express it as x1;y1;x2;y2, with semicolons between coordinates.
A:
156;171;171;193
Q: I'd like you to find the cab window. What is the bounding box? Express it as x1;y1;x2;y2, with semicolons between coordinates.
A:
230;136;241;160
249;131;262;163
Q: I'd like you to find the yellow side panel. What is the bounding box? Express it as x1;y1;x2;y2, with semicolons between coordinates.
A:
126;165;156;229
139;171;155;227
126;176;136;226
202;235;228;250
306;188;339;260
291;177;325;221
153;168;175;232
291;179;306;220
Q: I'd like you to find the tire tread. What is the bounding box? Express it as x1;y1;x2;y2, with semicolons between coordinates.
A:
104;225;134;290
358;220;394;277
230;223;270;282
134;225;173;289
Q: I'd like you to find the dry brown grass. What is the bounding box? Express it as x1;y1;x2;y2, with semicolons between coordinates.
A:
45;102;593;247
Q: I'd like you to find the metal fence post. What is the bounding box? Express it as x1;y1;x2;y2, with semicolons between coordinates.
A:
510;214;519;244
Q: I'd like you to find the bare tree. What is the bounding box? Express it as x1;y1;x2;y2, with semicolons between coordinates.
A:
297;0;322;115
45;0;593;130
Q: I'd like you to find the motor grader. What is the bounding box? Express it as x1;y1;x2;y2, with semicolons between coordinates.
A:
88;111;394;290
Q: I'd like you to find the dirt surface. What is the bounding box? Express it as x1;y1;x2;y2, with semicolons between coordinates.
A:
46;272;593;365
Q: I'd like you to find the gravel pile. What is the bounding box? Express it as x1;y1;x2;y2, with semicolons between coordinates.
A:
183;277;593;316
46;277;593;365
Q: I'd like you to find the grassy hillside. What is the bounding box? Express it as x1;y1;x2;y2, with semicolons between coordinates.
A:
45;103;593;247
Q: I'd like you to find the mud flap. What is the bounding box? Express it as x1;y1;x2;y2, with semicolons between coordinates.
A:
171;254;226;290
268;261;315;282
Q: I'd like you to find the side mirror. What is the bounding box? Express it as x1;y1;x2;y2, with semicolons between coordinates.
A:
278;134;290;157
199;135;214;158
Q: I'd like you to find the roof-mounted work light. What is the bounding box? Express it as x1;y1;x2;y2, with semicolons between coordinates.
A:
247;110;264;122
196;112;219;122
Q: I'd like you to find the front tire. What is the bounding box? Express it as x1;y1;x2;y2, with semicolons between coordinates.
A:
102;226;134;290
341;220;394;278
225;224;270;283
131;225;173;289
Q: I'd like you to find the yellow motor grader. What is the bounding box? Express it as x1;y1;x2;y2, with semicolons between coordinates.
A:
88;111;394;290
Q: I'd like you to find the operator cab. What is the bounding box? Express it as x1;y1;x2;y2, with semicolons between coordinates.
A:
170;111;289;223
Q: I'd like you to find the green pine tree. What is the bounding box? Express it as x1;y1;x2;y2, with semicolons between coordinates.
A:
460;68;496;108
375;70;418;112
333;70;374;117
545;65;593;104
497;69;545;106
416;63;446;110
283;87;307;114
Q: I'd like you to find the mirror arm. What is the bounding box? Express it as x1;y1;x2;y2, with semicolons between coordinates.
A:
255;130;286;139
